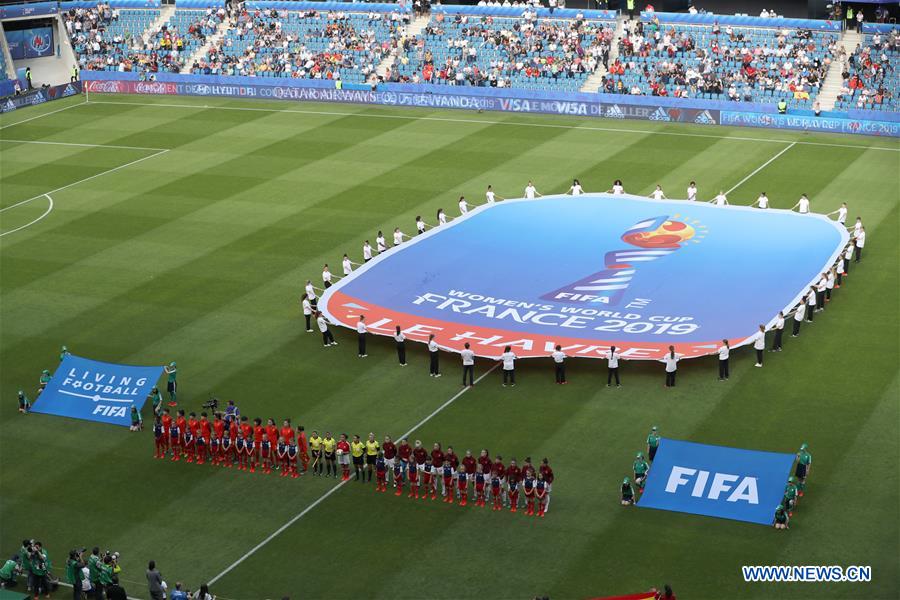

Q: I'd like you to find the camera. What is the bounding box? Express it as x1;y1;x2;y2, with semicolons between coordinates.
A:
202;397;219;411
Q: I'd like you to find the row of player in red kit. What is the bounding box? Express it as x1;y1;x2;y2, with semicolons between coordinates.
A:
153;411;310;477
374;451;554;517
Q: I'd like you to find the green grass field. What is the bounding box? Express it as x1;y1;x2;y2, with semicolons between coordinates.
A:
1;94;898;600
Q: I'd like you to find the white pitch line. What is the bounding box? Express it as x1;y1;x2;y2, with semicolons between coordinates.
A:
1;138;169;151
0;98;87;130
86;99;900;152
208;362;501;586
0;148;169;213
725;141;797;196
0;194;53;237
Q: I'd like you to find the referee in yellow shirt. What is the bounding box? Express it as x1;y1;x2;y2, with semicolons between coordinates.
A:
322;432;337;478
365;433;380;483
309;431;323;476
351;435;366;482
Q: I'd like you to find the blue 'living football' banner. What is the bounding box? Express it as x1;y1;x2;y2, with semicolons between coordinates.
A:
321;194;847;360
32;355;164;427
637;438;795;525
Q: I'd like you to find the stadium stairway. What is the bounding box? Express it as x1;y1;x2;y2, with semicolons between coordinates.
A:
818;28;861;111
143;4;175;47
0;22;15;79
375;12;431;80
579;13;625;93
181;14;233;74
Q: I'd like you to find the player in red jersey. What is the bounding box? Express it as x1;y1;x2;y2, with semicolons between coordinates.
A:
441;460;455;503
523;473;536;516
408;459;420;499
421;458;436;500
520;456;536;480
535;473;548;517
491;456;507;506
228;418;239;448
398;438;412;485
540;458;554;513
169;413;182;462
186;412;200;463
375;451;387;492
160;409;173;455
478;449;492;502
280;419;295;446
474;465;487;506
240;416;252;442
276;437;288;476
506;458;522;512
431;442;444;476
198;412;212;465
445;446;459;470
153;417;165;458
456;465;469;506
337;434;351;481
462;450;477;495
382;435;397;479
297;425;309;472
490;473;502;511
393;460;404;496
175;410;187;460
213;413;225;440
252;418;264;466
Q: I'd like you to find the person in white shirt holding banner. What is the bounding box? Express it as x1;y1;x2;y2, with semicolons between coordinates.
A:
854;227;866;262
322;265;333;289
362;241;373;262
485;185;503;204
342;254;355;276
686;181;698;201
568;179;584;196
825;269;836;303
357;316;368;358
437;208;447;226
305;280;318;307
827;202;848;225
317;312;336;347
792;300;805;337
458;196;469;215
650;185;666;200
500;346;516;387
301;294;313;332
717;339;730;380
791;194;811;214
750;192;769;209
660;346;682;387
394;326;407;366
710;190;728;206
772;311;785;351
551;345;567;384
751;324;766;367
461;343;475;387
376;231;387;253
607;345;622;387
842;242;854;276
415;216;428;235
524;181;541;199
806;286;817;321
428;334;441;377
608;180;625;195
393;227;408;247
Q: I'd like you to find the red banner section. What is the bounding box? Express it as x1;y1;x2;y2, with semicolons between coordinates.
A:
323;290;734;361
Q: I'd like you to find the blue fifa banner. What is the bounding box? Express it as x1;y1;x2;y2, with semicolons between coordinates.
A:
32;355;164;427
24;27;55;58
637;438;795;525
5;30;25;60
722;111;900;137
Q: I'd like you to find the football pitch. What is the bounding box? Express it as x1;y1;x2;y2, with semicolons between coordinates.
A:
1;94;898;600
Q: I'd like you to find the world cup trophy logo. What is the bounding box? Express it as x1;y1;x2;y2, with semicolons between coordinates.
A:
541;215;697;306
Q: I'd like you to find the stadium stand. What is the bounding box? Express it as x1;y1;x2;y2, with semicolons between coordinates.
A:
193;7;409;81
66;4;162;71
834;30;898;111
0;48;9;80
151;7;227;72
388;10;615;91
601;18;839;108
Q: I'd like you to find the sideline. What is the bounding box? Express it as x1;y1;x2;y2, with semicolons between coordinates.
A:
207;363;501;586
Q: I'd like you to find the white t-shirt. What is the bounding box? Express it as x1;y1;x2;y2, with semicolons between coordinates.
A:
486;190;496;203
752;331;765;350
794;304;805;320
717;345;730;360
416;220;426;233
461;349;475;365
501;351;516;370
357;321;367;333
612;184;624;195
525;184;537;199
316;316;328;333
662;355;679;372
775;315;784;330
394;332;405;343
570;184;584;196
393;231;403;245
798;197;810;213
856;231;866;248
652;189;665;200
807;293;816;307
826;273;835;289
438;212;447;225
322;270;331;284
844;245;854;260
757;195;769;208
608;351;620;368
302;298;312;315
551;350;566;363
428;340;438;352
305;283;316;300
714;193;728;206
458;199;468;214
363;244;373;260
837;206;847;223
342;258;352;275
853;221;862;237
687;185;698;201
376;235;386;252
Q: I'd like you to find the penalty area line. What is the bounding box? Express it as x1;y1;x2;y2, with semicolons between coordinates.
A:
724;141;797;196
208;363;501;586
0;98;88;130
0;194;53;238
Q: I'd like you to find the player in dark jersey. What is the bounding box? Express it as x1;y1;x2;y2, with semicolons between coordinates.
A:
169;416;181;462
441;461;455;504
521;457;536;480
393;460;404;496
260;436;271;474
209;434;220;466
397;439;412;481
276;437;288;476
153;417;165;459
456;465;469;506
235;432;246;471
288;441;299;478
408;460;420;499
421;458;436;500
506;458;522;510
491;456;507;506
246;437;257;473
430;443;444;480
474;465;487;507
536;474;548;517
540;458;554;513
478;449;492;502
491;474;502;511
375;452;387;492
523;474;536;516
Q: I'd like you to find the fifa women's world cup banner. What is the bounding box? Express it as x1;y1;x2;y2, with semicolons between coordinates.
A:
321;194;848;360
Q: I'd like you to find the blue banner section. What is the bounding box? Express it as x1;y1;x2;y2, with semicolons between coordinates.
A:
0;2;57;19
58;0;160;8
637;438;795;525
31;355;163;427
640;10;841;31
433;4;617;20
5;28;53;59
5;30;25;61
247;1;408;13
1;81;82;112
721;110;900;137
861;22;900;33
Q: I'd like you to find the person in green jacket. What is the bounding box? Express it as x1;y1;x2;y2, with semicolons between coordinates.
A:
646;426;661;461
148;387;163;416
621;477;635;506
88;547;102;596
846;6;854;31
59;345;70;362
66;549;86;596
633;452;650;488
28;542;51;598
783;476;799;514
18;390;30;414
795;443;812;495
774;504;790;530
38;369;51;395
0;556;21;586
777;99;787;114
99;554;115;588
